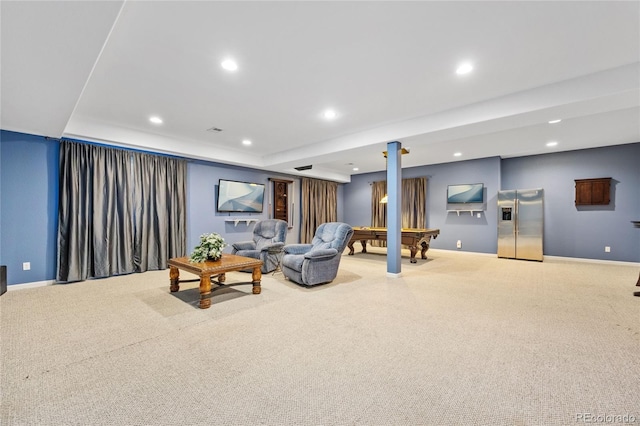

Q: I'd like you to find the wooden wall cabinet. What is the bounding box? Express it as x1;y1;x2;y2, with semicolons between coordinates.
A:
574;178;611;205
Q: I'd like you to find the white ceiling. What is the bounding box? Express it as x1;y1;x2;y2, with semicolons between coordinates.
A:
2;1;639;183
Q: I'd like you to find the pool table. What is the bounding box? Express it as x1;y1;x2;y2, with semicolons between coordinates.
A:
347;227;440;263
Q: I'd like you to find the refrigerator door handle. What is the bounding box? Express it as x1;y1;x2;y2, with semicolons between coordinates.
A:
514;198;518;235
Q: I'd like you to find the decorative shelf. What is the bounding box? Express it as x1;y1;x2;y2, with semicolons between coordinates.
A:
447;210;482;216
224;218;260;226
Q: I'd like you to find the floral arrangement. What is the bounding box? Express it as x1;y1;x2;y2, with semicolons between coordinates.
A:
189;233;227;263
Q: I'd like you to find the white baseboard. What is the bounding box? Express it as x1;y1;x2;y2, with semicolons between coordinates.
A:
542;255;640;267
429;249;495;257
431;248;640;266
7;280;55;291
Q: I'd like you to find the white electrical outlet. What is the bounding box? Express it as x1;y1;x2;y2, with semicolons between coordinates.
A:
456;240;462;249
477;213;481;218
22;262;31;271
605;246;611;253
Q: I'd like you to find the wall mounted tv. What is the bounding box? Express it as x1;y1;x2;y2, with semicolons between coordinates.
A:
447;183;484;204
217;179;265;213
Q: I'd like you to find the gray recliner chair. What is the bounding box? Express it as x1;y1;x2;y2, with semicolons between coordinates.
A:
282;222;354;286
231;219;288;273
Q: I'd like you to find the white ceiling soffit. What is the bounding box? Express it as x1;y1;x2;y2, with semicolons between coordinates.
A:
1;1;639;183
0;1;125;137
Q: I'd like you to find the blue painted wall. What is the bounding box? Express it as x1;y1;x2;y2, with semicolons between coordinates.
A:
344;144;640;262
343;156;501;253
0;131;59;285
0;130;306;285
1;128;638;285
187;160;303;252
188;162;344;252
502;144;640;262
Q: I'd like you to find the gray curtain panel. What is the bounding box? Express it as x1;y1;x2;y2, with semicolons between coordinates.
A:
402;177;427;229
57;142;186;282
57;142;135;282
370;177;427;247
301;178;338;243
371;181;387;247
132;152;186;272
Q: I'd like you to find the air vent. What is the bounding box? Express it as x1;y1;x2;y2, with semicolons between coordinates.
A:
294;165;313;171
206;127;223;132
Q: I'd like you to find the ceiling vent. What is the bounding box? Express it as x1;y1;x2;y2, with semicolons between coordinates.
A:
206;127;223;132
294;165;313;171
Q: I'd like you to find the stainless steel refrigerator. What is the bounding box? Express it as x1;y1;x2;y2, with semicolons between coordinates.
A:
497;188;544;261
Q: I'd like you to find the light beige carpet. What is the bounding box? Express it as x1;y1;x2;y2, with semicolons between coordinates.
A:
1;249;638;426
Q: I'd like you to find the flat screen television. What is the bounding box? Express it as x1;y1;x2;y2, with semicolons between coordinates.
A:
447;183;484;204
217;179;265;213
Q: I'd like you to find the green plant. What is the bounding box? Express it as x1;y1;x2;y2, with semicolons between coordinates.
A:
189;233;227;263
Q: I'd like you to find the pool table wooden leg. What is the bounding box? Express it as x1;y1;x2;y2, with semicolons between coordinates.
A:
420;237;432;259
409;245;418;263
347;240;355;255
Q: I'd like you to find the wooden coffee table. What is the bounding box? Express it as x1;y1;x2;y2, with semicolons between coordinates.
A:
168;254;263;309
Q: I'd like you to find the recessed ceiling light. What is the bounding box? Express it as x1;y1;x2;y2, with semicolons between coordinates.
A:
221;59;238;71
242;139;252;146
454;152;462;157
149;116;163;124
323;109;337;120
548;119;562;124
353;167;359;171
456;62;473;75
546;141;558;147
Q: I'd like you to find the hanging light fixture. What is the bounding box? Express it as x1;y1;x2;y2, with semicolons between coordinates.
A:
380;147;409;203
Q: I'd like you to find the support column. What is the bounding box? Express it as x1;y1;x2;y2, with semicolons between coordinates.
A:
387;141;402;277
